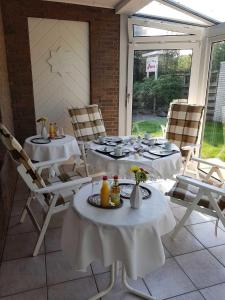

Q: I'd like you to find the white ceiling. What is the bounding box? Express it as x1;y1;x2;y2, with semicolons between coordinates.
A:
43;0;123;9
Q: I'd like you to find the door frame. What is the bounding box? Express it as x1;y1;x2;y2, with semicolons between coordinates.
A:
126;41;202;135
199;29;225;156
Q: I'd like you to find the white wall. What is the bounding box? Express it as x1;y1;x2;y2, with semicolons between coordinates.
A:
28;17;90;134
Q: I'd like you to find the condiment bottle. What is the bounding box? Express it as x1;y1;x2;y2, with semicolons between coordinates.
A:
100;176;110;208
49;123;55;139
111;175;120;205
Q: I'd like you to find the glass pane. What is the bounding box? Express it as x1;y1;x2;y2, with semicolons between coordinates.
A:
170;0;225;23
201;41;225;161
133;25;187;37
137;0;207;25
132;49;192;137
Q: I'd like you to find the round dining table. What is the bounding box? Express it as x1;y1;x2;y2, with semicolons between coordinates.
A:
61;179;176;300
87;137;182;179
24;134;80;161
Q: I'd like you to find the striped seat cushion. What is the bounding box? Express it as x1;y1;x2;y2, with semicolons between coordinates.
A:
167;180;225;211
165;102;204;151
0;123;46;190
68;104;106;142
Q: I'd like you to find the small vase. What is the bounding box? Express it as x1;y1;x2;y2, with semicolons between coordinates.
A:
41;126;48;139
130;184;143;209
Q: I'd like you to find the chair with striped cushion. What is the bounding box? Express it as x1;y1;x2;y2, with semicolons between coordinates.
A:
68;104;106;142
165;100;204;174
167;173;225;238
0;123;91;256
68;104;106;176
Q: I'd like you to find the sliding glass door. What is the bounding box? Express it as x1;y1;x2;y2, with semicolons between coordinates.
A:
201;40;225;161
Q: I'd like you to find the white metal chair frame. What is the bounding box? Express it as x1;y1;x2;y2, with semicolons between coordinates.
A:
170;158;225;239
18;157;91;256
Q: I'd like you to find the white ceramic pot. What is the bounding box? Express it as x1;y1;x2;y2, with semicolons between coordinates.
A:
130;184;143;209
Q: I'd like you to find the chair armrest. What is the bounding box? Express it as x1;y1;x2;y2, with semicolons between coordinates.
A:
181;144;200;151
33;176;92;194
192;157;225;170
34;157;69;169
176;175;225;196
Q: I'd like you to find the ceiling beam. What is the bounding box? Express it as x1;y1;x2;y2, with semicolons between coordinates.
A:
116;0;152;15
158;0;218;26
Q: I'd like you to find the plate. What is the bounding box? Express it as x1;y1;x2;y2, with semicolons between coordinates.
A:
106;142;117;146
31;137;51;144
54;135;66;139
105;137;123;143
149;149;174;156
119;183;151;200
93;140;106;145
87;194;123;209
96;147;113;154
109;151;129;158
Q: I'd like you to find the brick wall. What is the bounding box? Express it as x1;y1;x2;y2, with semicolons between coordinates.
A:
1;0;120;142
0;3;17;261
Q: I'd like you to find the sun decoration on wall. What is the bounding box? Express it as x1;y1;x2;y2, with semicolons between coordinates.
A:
47;46;74;76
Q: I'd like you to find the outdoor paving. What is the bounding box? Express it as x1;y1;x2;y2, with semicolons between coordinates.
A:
1;176;225;299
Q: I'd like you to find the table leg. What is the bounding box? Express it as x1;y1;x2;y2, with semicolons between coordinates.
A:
122;267;156;300
89;263;116;300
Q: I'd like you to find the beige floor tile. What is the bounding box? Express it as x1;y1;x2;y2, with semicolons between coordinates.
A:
3;232;44;261
162;228;203;256
91;260;110;275
208;244;225;266
144;258;195;300
0;255;46;297
186;222;225;248
45;228;62;253
46;251;92;285
175;249;225;289
200;282;225;300
95;272;151;300
172;207;215;225
48;211;65;229
48;276;97;300
0;288;47;300
167;291;204;300
7;213;43;235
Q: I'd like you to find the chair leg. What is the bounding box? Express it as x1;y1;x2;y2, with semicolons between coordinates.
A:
171;206;194;239
20;192;33;223
33;195;57;256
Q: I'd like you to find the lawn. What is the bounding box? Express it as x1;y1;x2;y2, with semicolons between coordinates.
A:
132;119;225;161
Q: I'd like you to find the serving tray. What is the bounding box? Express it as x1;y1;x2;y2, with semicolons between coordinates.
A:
87;194;123;209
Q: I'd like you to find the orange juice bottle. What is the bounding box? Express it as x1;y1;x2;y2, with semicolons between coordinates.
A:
100;176;110;208
49;123;55;139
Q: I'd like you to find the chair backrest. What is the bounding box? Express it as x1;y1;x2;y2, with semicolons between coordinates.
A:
0;123;46;191
68;104;106;142
165;101;204;149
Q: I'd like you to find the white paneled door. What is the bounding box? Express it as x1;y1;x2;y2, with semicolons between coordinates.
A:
28;17;90;134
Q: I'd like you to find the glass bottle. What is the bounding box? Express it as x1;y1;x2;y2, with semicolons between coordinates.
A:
49;123;55;139
111;175;120;205
100;176;110;208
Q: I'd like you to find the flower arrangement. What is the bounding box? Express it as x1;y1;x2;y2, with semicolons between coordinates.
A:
129;165;149;185
36;117;48;126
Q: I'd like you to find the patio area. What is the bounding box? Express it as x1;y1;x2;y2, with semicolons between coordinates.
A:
1;174;225;299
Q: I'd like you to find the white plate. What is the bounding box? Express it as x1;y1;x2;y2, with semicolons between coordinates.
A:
105;137;123;143
149;149;174;156
109;150;129;157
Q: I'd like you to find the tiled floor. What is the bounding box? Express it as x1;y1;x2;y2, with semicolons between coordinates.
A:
1;178;225;299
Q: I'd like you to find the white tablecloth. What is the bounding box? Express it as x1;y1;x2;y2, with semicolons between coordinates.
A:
24;135;81;161
87;139;182;179
61;180;176;279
